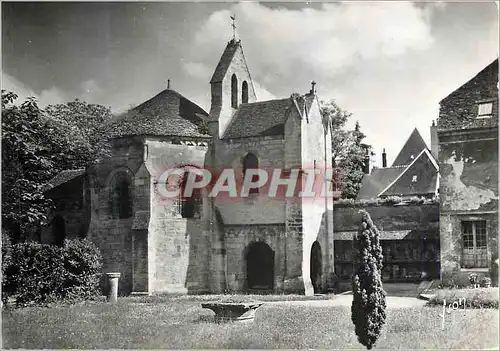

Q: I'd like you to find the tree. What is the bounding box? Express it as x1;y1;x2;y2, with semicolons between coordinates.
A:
339;121;374;199
2;91;58;240
44;99;113;165
1;91;112;240
351;210;387;350
320;100;372;199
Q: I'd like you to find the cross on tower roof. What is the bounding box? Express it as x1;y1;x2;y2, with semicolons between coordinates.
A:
230;14;236;40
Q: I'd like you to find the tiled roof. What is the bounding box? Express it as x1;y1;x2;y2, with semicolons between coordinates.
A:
380;149;438;197
222;92;317;139
210;39;240;83
356;167;405;200
439;58;498;104
44;169;85;192
222;98;292;139
107;89;210;138
391;128;428;166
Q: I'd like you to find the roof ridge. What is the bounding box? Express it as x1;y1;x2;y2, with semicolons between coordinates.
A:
373;165;408;170
391;127;428;167
439;57;498;103
241;97;290;106
378;148;435;197
210;39;240;84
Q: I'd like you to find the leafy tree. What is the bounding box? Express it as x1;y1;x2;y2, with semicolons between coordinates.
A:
339;121;374;199
321;100;373;199
44;99;113;165
351;210;387;350
2;91;57;240
1;91;112;240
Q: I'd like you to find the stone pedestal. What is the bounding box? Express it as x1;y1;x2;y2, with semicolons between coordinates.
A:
106;272;121;303
201;302;263;322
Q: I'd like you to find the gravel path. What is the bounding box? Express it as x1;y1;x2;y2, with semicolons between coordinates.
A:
266;295;427;308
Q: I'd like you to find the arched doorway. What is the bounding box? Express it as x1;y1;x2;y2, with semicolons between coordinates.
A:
52;216;66;247
246;242;274;291
310;241;323;294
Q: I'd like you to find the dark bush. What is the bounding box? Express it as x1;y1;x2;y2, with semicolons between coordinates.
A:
2;231;13;303
351;210;387;350
3;238;102;307
6;242;66;306
61;238;103;301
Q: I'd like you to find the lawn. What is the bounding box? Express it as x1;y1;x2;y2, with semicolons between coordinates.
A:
2;295;498;349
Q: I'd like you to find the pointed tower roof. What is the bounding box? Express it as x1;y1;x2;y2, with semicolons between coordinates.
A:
210;39;241;83
391;128;428;167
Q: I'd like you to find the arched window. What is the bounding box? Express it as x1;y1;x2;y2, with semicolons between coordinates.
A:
178;171;201;219
242;153;259;194
231;74;238;108
242;81;248;104
110;172;133;219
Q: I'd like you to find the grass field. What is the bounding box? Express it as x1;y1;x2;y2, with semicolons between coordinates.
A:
2;295;498;349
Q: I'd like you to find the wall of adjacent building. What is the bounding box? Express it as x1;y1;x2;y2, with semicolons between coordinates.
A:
41;176;89;244
437;59;498;286
438;130;498;285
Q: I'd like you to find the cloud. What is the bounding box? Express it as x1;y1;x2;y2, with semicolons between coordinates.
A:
2;73;66;107
252;81;277;101
183;62;212;79
180;2;440;166
188;2;434;90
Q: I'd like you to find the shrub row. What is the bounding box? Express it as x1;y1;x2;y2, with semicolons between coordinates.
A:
332;195;439;208
2;237;102;307
427;287;499;309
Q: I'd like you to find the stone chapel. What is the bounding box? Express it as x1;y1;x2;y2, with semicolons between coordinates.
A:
42;37;334;296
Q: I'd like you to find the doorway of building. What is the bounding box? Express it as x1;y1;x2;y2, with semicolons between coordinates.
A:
246;242;274;291
310;241;323;294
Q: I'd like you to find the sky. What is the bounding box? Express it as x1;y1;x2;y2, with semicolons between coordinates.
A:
2;1;498;166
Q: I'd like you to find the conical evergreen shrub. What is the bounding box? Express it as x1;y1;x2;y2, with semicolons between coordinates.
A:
351;210;387;349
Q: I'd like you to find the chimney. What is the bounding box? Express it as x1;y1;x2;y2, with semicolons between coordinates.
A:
363;153;370;174
430;120;439;158
167;79;171;90
382;148;387;168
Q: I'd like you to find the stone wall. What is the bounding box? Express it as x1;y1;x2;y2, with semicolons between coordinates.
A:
283;105;304;292
223;224;286;292
145;138;211;294
213;135;286;225
87;136;145;295
210;135;290;293
299;97;334;295
438;129;498;285
41;176;89;244
333;203;440;232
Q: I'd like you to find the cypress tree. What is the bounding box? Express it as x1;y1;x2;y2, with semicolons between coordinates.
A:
351;210;387;349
